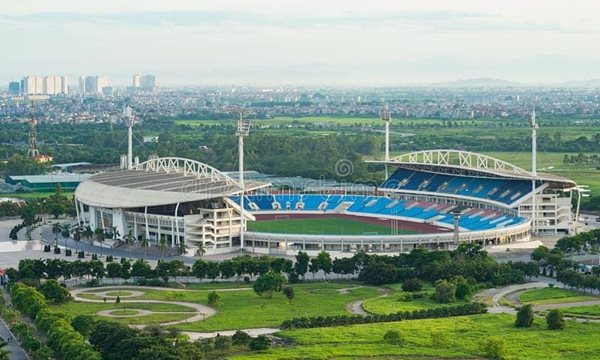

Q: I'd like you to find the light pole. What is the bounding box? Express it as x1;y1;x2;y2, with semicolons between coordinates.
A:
529;109;539;235
380;104;391;179
237;111;251;252
124;106;135;170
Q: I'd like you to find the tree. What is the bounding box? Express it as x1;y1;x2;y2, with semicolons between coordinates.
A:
192;259;208;280
453;276;472;300
253;272;286;298
106;262;122;285
213;335;232;354
0;339;9;360
383;330;404;345
60;223;72;251
294;251;309;279
515;304;534;328
131;259;153;278
207;291;220;306
52;222;62;245
232;330;252;346
283;286;294;302
434;280;456;303
249;335;270;351
402;278;423;292
71;314;96;338
358;261;398;285
546;309;565;330
315;251;332;278
123;230;136;259
140;235;149;259
206;261;220;282
158;237;167;259
39;279;70;304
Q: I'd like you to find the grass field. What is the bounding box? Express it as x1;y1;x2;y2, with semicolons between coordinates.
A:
1;191;75;201
231;313;600;360
518;287;596;306
362;283;469;313
62;283;380;332
246;217;417;235
561;305;600;318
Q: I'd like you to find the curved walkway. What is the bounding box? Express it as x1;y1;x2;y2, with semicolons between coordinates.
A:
345;286;391;316
70;286;217;326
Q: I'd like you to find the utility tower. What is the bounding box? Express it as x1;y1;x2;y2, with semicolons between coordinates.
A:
379;104;391;178
27;101;40;158
237;111;251;251
124;106;135;169
529;109;539;235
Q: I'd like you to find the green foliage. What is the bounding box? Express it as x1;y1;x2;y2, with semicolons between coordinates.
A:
401;278;423;292
249;335;270;351
453;276;472;300
71;314;96;338
253;272;286;298
39;280;71;304
214;335;232;353
207;291;221;306
546;309;565;330
281;302;487;330
232;331;252;346
479;337;506;359
434;280;456;304
515;304;534;328
383;330;404;345
283;286;295;302
358;261;398;285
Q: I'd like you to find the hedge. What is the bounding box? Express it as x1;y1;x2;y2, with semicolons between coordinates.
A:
281;302;487;329
10;283;101;360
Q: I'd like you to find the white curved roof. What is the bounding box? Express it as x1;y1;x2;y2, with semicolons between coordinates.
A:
369;149;576;187
75;157;269;208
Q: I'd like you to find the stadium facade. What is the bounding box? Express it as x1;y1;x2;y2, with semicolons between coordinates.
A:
74;150;577;256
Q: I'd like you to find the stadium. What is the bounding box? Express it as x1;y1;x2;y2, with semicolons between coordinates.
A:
74;150;577;256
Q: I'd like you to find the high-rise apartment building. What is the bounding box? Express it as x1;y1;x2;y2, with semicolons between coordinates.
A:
21;75;68;95
79;75;109;95
132;74;141;87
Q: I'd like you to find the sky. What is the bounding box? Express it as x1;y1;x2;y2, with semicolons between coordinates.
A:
2;0;600;86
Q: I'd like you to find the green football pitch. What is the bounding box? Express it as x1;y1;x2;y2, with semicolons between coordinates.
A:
246;217;418;235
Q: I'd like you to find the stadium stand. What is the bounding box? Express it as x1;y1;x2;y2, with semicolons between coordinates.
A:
381;168;541;205
231;194;526;231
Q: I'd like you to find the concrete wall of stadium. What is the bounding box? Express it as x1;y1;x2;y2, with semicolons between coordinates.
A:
242;220;531;256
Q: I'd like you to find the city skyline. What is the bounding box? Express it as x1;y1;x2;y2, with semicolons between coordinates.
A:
2;0;600;85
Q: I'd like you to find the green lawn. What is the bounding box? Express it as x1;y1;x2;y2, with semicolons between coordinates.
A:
561;304;600;318
247;217;417;235
518;287;596;306
231;314;600;360
362;284;469;313
60;283;380;332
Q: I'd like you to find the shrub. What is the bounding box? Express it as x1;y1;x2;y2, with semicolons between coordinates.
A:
214;335;232;353
65;249;72;256
106;255;113;262
383;330;404;345
401;278;422;292
253;272;286;298
115;296;120;304
207;291;220;306
288;272;300;283
283;286;295;302
515;304;534;328
53;247;61;254
232;330;252;345
480;337;506;359
78;251;85;259
39;280;71;304
249;335;270;351
434;280;456;303
43;245;51;252
453;276;471;300
546;309;565;330
71;314;96;338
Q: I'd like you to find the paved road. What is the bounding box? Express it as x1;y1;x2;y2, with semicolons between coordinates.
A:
0;290;30;360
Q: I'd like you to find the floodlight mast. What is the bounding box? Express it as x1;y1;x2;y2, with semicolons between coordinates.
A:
237;111;251;251
124;106;135;170
529;109;539;235
380;104;391;179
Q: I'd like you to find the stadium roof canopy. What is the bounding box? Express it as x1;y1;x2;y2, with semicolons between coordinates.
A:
75;157;269;208
368;150;576;189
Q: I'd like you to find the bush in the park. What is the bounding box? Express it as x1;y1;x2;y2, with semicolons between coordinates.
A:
106;255;113;262
546;309;565;330
253;272;286;298
249;335;270;351
39;279;71;304
383;330;404;345
53;246;61;254
453;276;471;300
78;251;85;259
283;286;295;302
207;291;220;306
515;304;534;328
401;278;423;292
214;335;232;353
65;249;72;256
232;330;252;346
479;337;506;359
434;279;456;303
115;295;121;304
71;314;96;338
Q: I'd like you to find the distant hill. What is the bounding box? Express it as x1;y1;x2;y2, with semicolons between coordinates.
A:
431;78;522;88
559;79;600;88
